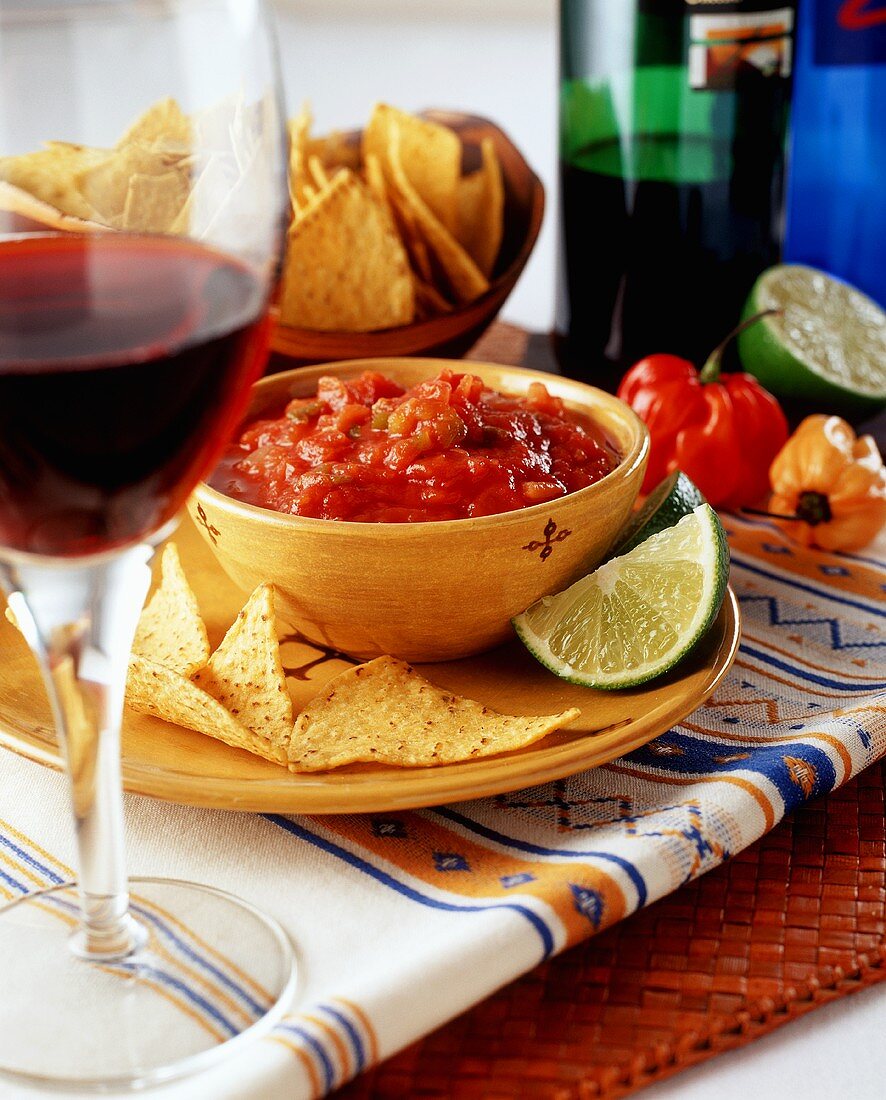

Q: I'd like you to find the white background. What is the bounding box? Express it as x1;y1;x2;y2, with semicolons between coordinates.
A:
271;3;885;1098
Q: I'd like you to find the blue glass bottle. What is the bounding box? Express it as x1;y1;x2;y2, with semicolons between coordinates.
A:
785;0;886;306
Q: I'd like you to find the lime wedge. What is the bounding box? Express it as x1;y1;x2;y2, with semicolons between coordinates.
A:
738;264;886;413
610;471;706;558
513;504;729;690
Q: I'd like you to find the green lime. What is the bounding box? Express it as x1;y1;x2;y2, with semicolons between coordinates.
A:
610;471;706;558
513;505;729;690
738;264;886;414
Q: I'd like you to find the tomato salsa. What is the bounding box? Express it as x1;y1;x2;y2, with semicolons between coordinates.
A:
211;369;620;522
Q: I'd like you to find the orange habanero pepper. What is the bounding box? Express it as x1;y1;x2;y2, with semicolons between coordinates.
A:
768;415;886;551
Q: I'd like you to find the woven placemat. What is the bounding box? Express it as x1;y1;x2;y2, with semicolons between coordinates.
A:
337;760;885;1098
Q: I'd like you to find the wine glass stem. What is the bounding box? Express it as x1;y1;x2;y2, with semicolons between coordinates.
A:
0;544;155;961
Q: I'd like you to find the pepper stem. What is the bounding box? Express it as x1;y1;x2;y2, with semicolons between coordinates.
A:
742;506;802;522
742;495;833;527
699;309;781;384
796;491;832;526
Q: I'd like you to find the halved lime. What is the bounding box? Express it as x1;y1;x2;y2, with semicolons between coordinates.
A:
610;471;706;558
513;504;729;690
738;264;886;414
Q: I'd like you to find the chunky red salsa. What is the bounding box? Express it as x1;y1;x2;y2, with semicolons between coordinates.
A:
211;370;620;522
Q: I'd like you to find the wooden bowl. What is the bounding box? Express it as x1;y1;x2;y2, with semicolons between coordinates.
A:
189;358;649;662
268;111;545;367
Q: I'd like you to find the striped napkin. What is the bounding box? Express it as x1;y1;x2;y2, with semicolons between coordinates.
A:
1;513;883;1099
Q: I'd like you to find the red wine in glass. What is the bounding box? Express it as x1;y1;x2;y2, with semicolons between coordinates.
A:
0;233;270;557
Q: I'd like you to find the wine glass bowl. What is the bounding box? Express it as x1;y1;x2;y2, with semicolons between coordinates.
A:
0;234;274;557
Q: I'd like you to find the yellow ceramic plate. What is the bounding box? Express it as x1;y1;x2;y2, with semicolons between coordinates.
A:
0;517;740;814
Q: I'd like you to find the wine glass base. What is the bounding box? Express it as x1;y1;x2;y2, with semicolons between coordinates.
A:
0;877;297;1091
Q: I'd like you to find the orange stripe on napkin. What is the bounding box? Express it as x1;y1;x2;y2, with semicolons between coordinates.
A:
0;816;271;1021
728;524;885;600
268;1035;322;1098
320;814;626;943
133;892;274;1005
301;1013;351;1079
606;765;776;831
335;997;380;1066
734;658;849;699
0;816;73;877
741;631;886;682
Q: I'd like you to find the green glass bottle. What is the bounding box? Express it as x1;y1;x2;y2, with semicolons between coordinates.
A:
555;0;795;391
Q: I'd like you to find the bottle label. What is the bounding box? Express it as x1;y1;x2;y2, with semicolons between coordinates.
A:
814;0;886;65
687;7;794;88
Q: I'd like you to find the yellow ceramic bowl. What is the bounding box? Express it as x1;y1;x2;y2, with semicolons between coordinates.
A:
190;358;649;662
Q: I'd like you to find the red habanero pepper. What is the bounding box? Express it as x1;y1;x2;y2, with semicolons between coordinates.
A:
617;316;788;510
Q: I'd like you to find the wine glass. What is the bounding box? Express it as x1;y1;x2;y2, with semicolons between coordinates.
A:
0;0;296;1089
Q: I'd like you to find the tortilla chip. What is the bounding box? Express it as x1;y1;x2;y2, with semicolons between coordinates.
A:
0;146;106;221
121;170;189;232
307;130;361;172
363;104;460;233
168;153;238;236
395;201;438;284
77;142;189;221
195;139;277;255
287;656;580;771
365;149;429;278
279;168;414;331
307;155;329;190
133;543;210;678
457;173;484;248
367;150;433;285
389;194;434;284
127;656;285;765
288;104;313;210
386;128;488;304
457;138;504;278
364;153;388;208
41;140;90;155
192;97;240;158
412;271;453;316
0;180;106;232
117;98;191;150
193;584;293;748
